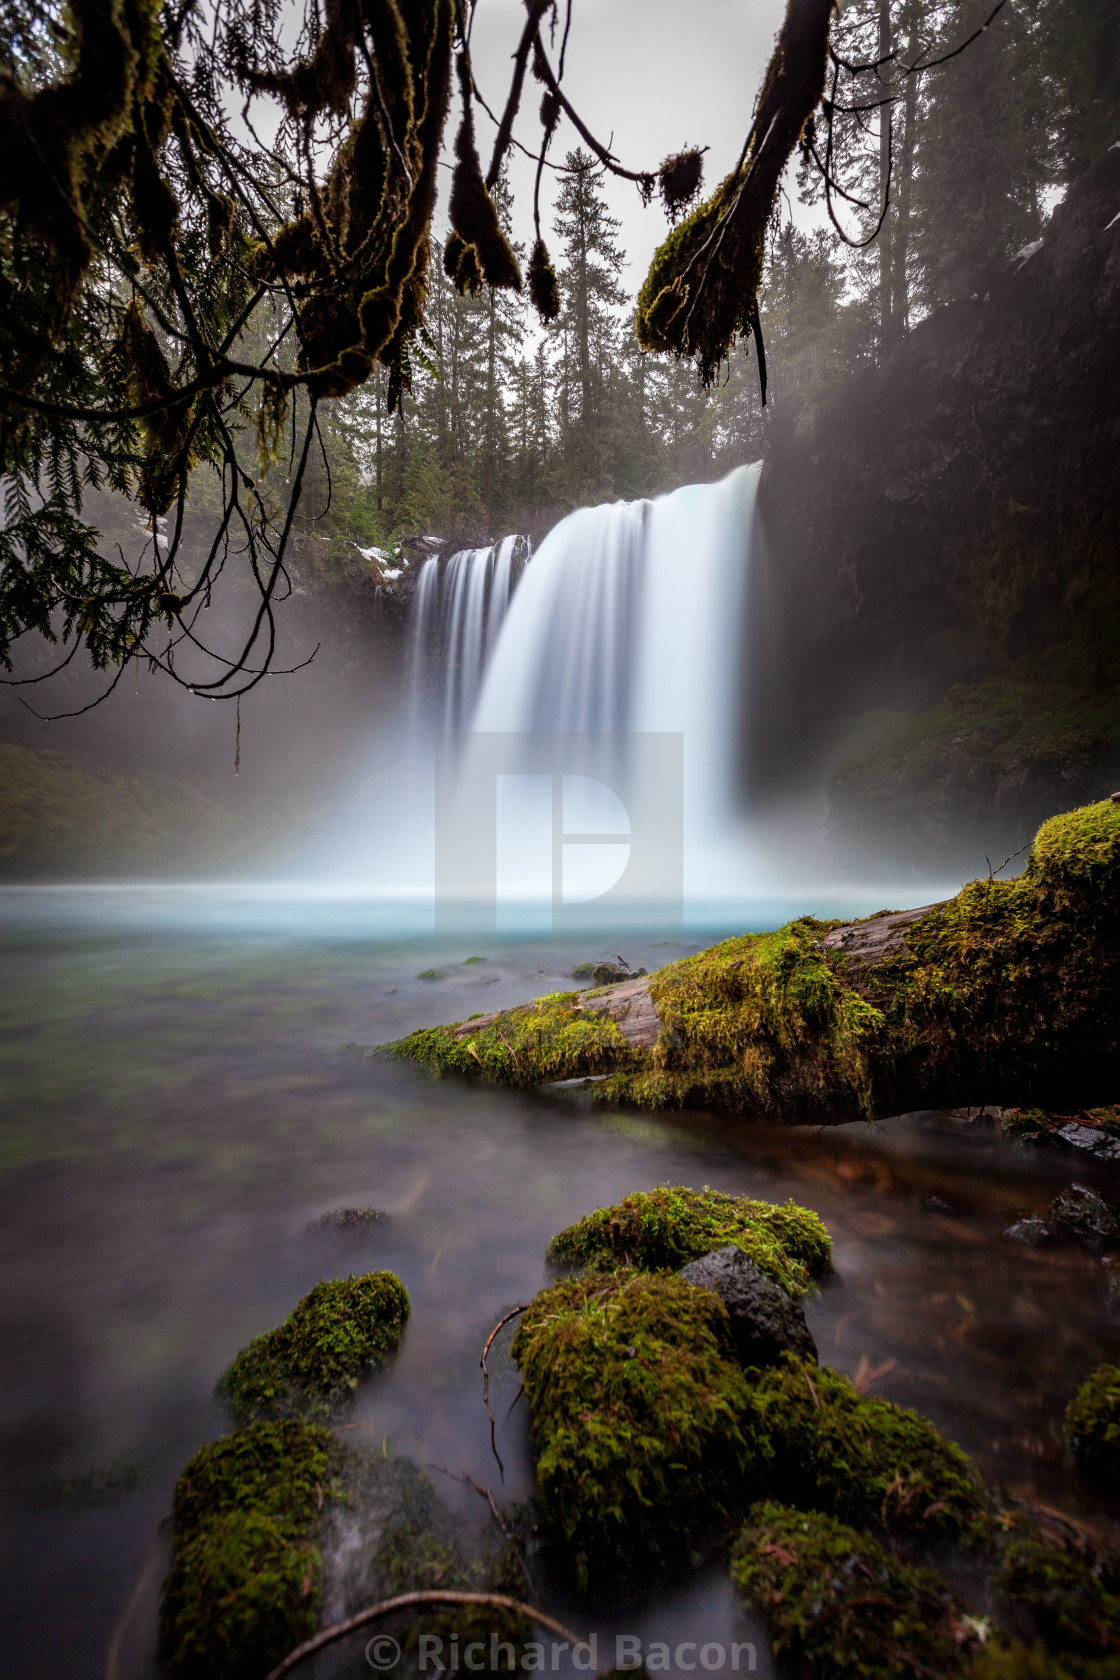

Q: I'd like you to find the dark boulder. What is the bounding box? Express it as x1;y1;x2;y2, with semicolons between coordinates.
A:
679;1245;817;1367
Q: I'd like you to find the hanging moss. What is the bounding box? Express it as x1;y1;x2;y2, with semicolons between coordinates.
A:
219;1272;409;1424
731;1502;964;1680
736;1353;987;1541
160;1420;339;1680
528;236;561;322
510;1269;755;1596
546;1185;831;1299
999;1538;1120;1657
1064;1365;1120;1485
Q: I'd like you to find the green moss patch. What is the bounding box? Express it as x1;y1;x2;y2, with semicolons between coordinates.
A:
546;1185;831;1299
731;1502;963;1680
378;989;632;1086
1000;1538;1120;1657
510;1269;754;1595
379;801;1120;1120
738;1354;986;1540
219;1272;409;1424
160;1420;338;1680
1065;1365;1120;1485
968;1641;1119;1680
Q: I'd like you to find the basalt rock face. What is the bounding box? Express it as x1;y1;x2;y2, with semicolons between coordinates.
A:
749;148;1120;867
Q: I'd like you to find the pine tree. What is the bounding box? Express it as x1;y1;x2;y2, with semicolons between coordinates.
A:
550;149;629;504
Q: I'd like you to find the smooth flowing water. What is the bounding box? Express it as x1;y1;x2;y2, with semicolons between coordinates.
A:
3;891;1119;1680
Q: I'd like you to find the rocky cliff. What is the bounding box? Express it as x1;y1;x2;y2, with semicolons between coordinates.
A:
750;146;1120;870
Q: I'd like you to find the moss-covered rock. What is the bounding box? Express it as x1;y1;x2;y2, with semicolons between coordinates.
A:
1064;1365;1120;1485
546;1185;831;1298
510;1269;755;1595
219;1272;409;1424
730;1502;964;1680
380;800;1120;1121
968;1641;1120;1680
999;1538;1120;1657
160;1420;338;1680
737;1353;987;1541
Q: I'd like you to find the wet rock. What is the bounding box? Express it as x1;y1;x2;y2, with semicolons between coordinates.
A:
585;956;647;984
1055;1120;1120;1161
1050;1184;1119;1240
923;1194;953;1213
310;1207;386;1232
1004;1215;1050;1246
679;1245;817;1367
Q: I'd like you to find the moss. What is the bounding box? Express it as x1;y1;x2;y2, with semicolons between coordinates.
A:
969;1642;1120;1680
418;969;448;980
830;682;1120;865
737;1354;987;1540
378;989;632;1086
730;1502;964;1680
1064;1365;1120;1485
510;1269;755;1595
160;1420;337;1680
380;802;1120;1120
319;1453;532;1668
1000;1539;1120;1657
546;1185;831;1299
219;1272;409;1424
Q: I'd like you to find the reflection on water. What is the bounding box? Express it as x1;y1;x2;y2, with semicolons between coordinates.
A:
1;889;1118;1679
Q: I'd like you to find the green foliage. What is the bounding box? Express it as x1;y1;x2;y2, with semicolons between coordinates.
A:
1000;1539;1120;1657
830;682;1120;866
546;1185;831;1299
378;989;631;1086
737;1353;986;1539
731;1502;963;1680
1064;1365;1120;1485
969;1641;1120;1680
219;1272;409;1424
160;1420;337;1680
0;741;294;879
510;1269;755;1594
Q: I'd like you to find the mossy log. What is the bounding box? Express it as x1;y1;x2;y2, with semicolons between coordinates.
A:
381;802;1120;1121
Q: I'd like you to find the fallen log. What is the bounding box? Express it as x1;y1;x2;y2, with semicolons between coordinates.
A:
378;801;1120;1122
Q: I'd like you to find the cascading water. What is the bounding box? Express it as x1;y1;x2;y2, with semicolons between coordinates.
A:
407;535;528;732
322;466;768;916
468;464;762;903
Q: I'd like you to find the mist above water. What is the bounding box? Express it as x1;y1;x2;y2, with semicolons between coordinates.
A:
312;467;961;931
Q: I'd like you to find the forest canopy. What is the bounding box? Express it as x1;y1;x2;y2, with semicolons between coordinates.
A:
0;0;1113;704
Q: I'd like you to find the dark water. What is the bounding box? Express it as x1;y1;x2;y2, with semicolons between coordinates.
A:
1;890;1118;1680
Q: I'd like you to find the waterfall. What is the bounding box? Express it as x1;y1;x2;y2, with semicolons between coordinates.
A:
327;465;761;913
407;535;527;733
470;465;761;892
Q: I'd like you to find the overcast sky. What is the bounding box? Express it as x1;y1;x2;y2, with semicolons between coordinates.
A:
460;0;792;294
